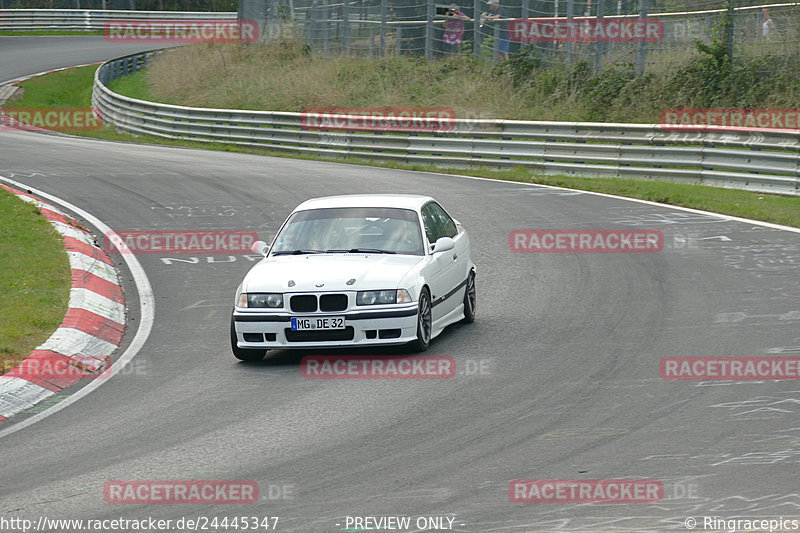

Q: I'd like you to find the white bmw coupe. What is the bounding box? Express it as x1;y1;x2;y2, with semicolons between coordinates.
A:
230;194;476;360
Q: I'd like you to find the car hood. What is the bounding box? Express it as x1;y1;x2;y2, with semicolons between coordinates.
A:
243;253;423;292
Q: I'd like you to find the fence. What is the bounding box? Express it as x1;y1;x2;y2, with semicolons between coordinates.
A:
0;9;235;31
91;50;800;196
278;0;800;71
5;3;800;72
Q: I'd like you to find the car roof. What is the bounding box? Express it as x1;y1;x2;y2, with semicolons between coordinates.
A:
292;194;436;212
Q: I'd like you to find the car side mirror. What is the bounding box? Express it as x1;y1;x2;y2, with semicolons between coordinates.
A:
432;236;455;253
251;240;269;256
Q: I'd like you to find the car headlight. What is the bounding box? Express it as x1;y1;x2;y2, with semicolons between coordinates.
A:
239;293;283;308
356;289;412;305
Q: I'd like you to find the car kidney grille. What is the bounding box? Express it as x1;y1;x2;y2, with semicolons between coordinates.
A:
320;294;348;311
290;295;318;312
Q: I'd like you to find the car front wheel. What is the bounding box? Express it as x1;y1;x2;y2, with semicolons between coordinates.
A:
411;288;432;352
462;270;476;323
230;316;267;362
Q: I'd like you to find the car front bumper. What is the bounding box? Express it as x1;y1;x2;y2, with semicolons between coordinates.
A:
232;304;419;349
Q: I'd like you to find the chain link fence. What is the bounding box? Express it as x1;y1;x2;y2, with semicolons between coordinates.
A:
236;0;800;72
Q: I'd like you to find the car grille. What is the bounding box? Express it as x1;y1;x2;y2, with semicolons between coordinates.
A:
290;293;349;312
285;326;355;342
290;295;317;312
320;294;348;311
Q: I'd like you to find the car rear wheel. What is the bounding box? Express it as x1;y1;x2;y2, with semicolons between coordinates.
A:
230;316;267;362
411;288;432;352
462;270;476;323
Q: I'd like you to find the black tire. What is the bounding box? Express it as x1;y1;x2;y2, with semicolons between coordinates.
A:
411;288;432;352
230;316;267;362
462;270;476;324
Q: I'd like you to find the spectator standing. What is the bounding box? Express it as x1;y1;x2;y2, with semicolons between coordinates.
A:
762;8;776;40
484;0;510;61
442;3;470;55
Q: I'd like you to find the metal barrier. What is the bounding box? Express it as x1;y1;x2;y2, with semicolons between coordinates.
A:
0;9;236;32
91;51;800;196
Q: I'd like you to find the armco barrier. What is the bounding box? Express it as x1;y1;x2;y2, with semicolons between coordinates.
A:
0;9;236;32
90;51;800;196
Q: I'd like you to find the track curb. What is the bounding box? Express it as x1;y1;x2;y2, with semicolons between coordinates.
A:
0;184;125;422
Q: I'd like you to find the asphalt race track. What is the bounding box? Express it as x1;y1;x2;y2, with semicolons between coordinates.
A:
1;37;800;533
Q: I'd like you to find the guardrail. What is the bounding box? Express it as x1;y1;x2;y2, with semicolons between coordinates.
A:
91;51;800;196
0;9;236;32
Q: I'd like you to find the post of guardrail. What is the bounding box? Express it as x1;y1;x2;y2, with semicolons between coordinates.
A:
594;0;605;72
635;0;648;76
425;0;434;60
396;25;402;56
473;0;481;58
380;0;387;56
566;0;574;66
342;0;350;53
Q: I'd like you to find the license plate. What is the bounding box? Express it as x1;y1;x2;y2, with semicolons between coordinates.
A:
291;316;345;331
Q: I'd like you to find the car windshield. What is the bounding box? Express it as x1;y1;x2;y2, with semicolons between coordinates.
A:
270;207;425;256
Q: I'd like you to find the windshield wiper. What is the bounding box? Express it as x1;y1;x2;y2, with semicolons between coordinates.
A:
272;249;324;255
327;248;397;254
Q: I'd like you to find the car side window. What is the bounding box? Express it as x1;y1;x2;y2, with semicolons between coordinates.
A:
429;203;457;239
421;204;440;244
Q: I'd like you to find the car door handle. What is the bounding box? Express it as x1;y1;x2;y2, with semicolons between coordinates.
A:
453;254;458;261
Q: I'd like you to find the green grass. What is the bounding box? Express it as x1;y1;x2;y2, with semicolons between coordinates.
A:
106;40;800;124
9;64;800;229
0;188;70;374
8;63;96;108
107;69;151;101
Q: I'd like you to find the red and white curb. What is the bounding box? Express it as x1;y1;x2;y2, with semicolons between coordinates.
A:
1;62;102;87
0;184;125;422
